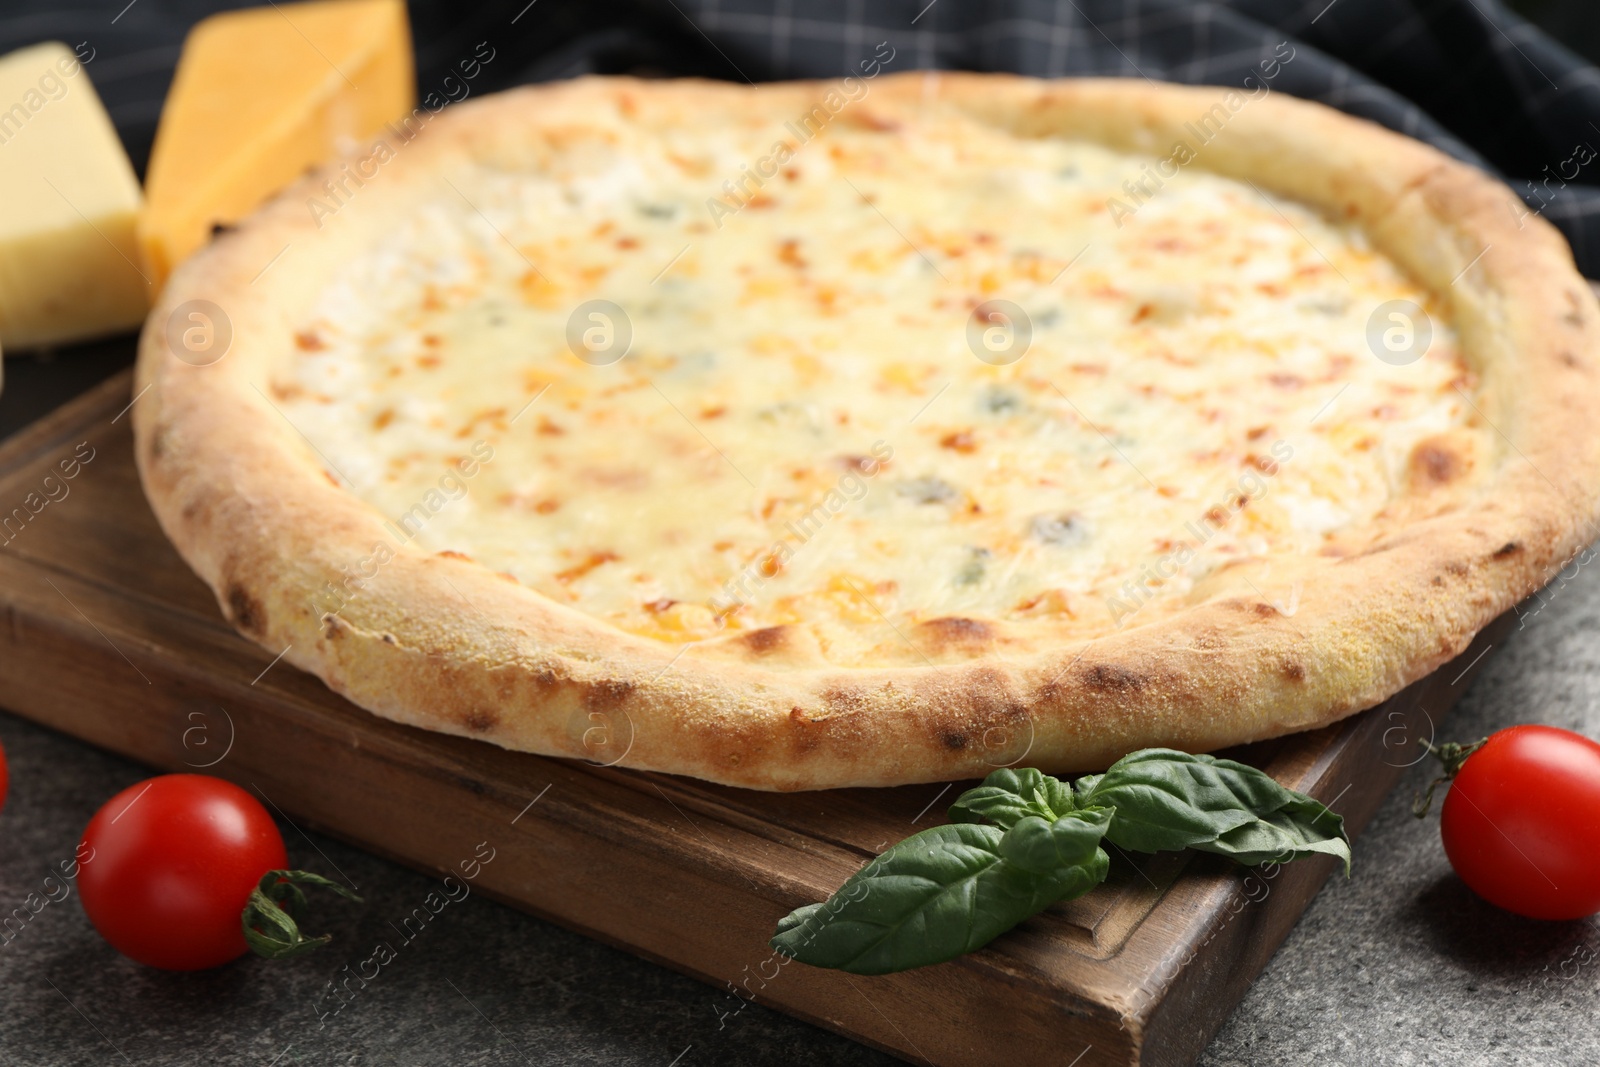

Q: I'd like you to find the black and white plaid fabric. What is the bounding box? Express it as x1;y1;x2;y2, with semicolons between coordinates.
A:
8;0;1600;272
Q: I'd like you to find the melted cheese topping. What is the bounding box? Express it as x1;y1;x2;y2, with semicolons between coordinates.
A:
277;101;1487;666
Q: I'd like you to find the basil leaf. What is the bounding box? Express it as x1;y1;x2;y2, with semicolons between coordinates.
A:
998;808;1111;879
947;767;1075;828
770;809;1111;974
1205;794;1352;870
1075;749;1351;873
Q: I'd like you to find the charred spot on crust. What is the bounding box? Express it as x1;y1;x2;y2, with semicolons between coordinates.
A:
147;423;170;463
1282;661;1306;682
582;678;635;713
320;613;345;639
1399;171;1431;194
1561;350;1584;370
742;626;788;654
1564;290;1586;328
1083;663;1145;692
929;670;1029;757
209;222;238;238
1252;601;1278;617
437;550;472;562
916;617;992;649
226;582;265;636
180;486;218;525
462;708;499;733
1494;541;1522;558
1443;560;1469;578
1408;437;1464;489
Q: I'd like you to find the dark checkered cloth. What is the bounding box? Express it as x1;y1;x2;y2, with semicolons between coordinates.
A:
8;0;1600;272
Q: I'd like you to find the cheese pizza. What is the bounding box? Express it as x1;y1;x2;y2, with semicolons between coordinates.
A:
134;74;1600;789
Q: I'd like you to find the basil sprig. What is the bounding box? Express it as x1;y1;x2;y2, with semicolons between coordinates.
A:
770;749;1349;975
1074;749;1352;874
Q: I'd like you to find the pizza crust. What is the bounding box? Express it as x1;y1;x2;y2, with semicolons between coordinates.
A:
134;74;1600;790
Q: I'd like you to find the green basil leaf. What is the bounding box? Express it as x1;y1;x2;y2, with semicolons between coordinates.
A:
1205;794;1352;870
1075;749;1351;874
770;809;1111;974
997;807;1112;879
947;767;1075;828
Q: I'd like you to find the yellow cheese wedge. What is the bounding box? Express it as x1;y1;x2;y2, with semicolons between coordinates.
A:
138;0;415;287
0;42;148;351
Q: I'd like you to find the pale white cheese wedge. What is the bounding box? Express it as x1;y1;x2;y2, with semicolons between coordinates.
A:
0;42;148;350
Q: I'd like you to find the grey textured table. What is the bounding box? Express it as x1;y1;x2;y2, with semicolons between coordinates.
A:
2;370;1599;1067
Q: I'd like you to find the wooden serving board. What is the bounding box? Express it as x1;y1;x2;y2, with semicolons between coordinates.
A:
0;369;1505;1067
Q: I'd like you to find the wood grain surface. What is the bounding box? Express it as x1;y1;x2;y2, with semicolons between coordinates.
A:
0;369;1507;1067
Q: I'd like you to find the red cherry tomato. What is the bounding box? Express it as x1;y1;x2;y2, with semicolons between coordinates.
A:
1441;725;1600;920
78;774;287;970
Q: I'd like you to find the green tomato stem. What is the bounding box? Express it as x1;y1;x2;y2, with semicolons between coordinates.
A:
241;869;363;961
1411;737;1489;818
